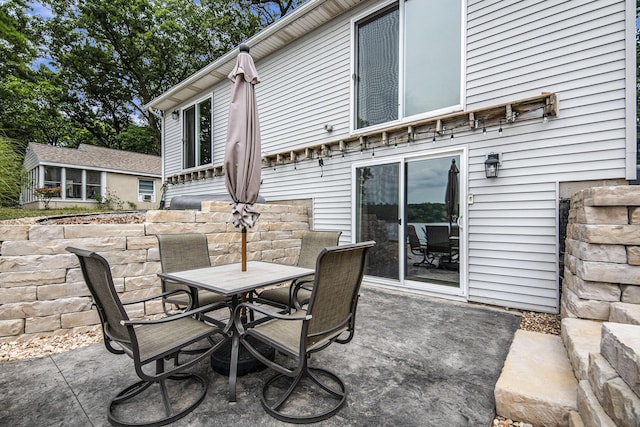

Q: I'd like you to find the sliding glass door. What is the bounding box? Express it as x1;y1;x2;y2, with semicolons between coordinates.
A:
354;151;463;295
405;155;460;288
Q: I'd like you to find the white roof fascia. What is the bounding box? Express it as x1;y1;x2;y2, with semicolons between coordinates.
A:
145;0;361;112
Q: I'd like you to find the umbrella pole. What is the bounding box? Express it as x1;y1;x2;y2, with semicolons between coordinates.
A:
242;227;247;272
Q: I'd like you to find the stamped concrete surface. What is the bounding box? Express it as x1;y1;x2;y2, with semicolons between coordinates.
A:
0;287;520;426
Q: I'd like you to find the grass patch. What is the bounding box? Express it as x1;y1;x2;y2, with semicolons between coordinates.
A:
0;207;107;221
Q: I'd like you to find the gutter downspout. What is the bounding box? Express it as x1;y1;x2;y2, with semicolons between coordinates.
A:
148;107;166;207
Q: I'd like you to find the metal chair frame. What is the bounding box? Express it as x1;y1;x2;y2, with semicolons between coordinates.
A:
235;241;375;423
67;246;226;427
156;233;230;327
256;230;342;311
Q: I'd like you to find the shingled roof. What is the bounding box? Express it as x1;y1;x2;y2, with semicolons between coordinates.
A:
27;143;161;176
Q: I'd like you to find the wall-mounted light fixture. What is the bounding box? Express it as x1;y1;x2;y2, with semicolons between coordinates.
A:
171;110;179;120
484;153;500;178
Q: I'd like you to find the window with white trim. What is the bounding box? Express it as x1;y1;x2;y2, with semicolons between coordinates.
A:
354;0;462;130
138;179;155;202
85;170;101;200
183;97;212;169
66;168;82;199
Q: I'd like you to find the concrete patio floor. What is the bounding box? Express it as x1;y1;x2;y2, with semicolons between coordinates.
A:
0;286;521;426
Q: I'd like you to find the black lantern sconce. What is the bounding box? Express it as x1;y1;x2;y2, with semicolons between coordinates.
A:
484;153;500;178
171;110;179;120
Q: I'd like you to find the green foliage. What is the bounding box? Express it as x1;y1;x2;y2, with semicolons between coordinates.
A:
93;188;124;210
115;125;159;155
0;136;24;207
0;0;40;79
407;203;448;224
34;186;61;209
2;0;300;155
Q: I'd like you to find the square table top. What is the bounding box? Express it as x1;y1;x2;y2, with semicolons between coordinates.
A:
158;261;314;297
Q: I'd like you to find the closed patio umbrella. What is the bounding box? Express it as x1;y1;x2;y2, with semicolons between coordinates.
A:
445;159;459;227
224;44;262;271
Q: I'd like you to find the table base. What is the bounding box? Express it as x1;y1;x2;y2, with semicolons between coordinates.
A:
211;336;275;377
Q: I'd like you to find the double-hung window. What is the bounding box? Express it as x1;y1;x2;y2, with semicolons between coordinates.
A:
183;97;212;169
354;0;463;130
85;170;102;200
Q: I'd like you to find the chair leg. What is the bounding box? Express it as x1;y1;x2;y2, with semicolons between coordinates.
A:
107;373;207;427
260;363;347;424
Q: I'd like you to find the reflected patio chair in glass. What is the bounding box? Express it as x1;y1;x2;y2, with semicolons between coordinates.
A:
256;230;342;311
66;246;226;427
235;241;375;423
156;233;230;326
424;225;451;267
407;224;428;266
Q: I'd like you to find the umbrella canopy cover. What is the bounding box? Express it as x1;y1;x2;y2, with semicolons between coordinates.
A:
224;49;262;229
445;159;459;225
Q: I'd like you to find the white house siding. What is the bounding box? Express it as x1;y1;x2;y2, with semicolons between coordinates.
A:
462;0;631;312
163;110;183;179
159;0;634;313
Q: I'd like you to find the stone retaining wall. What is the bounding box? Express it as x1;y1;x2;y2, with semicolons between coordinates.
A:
561;186;640;322
0;201;310;343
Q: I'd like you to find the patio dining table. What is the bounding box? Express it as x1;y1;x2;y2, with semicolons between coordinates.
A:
158;261;314;402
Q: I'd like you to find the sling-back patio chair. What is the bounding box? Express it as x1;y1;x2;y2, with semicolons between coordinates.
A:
156;233;230;326
235;240;375;423
424;225;452;266
256;230;342;311
407;224;428;266
67;246;226;427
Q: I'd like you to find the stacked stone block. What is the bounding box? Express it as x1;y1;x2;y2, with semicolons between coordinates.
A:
0;201;309;342
560;186;640;426
572;323;640;427
562;186;640;323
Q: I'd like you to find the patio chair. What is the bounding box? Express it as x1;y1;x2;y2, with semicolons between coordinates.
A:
256;230;342;310
424;225;451;267
66;246;225;427
156;233;229;325
407;224;428;266
235;240;375;423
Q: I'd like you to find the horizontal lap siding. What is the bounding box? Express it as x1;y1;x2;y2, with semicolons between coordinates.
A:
161;0;631;313
164;116;182;177
165;9;357;240
252;12;356;240
465;0;628;312
257;18;352;154
260;154;354;242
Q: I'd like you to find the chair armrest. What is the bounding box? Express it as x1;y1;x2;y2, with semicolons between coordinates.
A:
291;279;315;310
120;301;227;326
233;302;311;334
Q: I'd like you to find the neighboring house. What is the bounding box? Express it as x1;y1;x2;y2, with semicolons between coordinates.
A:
22;143;162;210
145;0;637;314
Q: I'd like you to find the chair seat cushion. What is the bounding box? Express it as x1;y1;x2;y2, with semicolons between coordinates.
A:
258;287;291;306
134;317;218;363
259;286;312;306
247;318;304;357
247;313;347;357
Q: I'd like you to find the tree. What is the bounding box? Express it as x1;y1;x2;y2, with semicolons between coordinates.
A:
0;136;25;206
239;0;306;25
0;0;39;80
1;0;303;155
41;0;299;154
